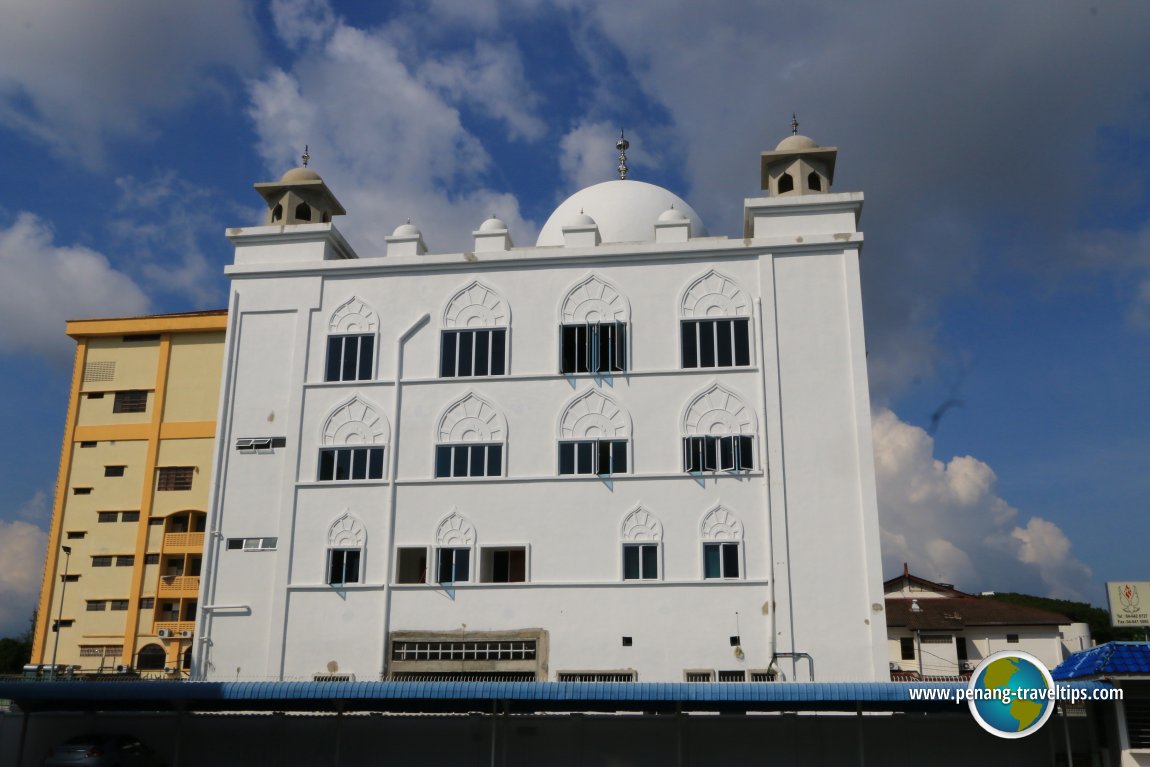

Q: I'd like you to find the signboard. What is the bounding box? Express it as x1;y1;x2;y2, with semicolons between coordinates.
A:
1106;582;1150;627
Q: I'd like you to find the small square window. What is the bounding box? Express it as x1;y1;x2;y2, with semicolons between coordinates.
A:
109;600;129;611
86;600;107;611
1006;634;1020;644
681;319;751;369
396;547;427;584
139;597;155;609
79;441;98;448
704;542;741;579
623;544;658;580
104;465;126;477
62;574;80;582
226;538;243;551
622;637;633;647
435;444;502;478
560;322;627;374
92;556;112;567
436;547;470;583
73;487;92;496
120;511;139;522
157;467;194;491
66;531;86;539
900;637;915;660
113;390;148;413
144;553;160;565
115;555;134;567
328;548;362;585
97;512;118;523
148;517;164;526
480;547;527;583
325;335;374;382
440;329;507;377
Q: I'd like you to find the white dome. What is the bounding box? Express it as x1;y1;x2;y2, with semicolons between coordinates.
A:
775;134;818;151
536;180;705;247
391;222;421;237
479;216;507;232
658;206;688;222
567;211;597;228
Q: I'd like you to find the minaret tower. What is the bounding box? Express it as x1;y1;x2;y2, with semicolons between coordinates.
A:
759;115;838;197
253;146;346;225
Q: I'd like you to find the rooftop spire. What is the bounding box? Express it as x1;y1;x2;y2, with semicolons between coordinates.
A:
616;130;629;180
301;144;310;168
791;113;799;135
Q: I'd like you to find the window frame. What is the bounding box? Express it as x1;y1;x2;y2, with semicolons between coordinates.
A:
899;637;915;661
559;321;628;375
436;547;472;584
156;467;194;491
683;435;754;473
680;318;752;369
112;390;149;414
703;541;742;580
440;328;508;378
558;439;628;476
395;546;429;584
434;443;503;479
317;446;386;482
326;547;363;586
324;333;376;383
479;545;529;584
622;542;660;581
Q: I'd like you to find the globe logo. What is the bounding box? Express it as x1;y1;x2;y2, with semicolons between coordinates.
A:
967;650;1056;738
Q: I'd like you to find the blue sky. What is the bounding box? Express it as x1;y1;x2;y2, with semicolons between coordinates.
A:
1;0;1148;636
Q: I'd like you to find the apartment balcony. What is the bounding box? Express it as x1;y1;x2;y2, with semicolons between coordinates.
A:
163;532;205;552
153;620;195;636
157;575;200;597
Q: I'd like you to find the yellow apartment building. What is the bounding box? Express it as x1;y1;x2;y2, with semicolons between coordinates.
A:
30;310;226;676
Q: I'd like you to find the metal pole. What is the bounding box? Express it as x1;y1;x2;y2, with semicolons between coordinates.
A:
50;546;72;680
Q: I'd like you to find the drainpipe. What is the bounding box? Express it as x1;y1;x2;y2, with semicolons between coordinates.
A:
380;313;430;678
754;299;778;671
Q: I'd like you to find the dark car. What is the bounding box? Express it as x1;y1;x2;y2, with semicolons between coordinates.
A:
43;733;166;767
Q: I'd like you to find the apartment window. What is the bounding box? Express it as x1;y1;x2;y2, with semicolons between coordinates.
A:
104;465;126;477
703;542;741;579
122;333;161;343
435;444;502;478
226;537;278;551
80;441;98;448
121;511;140;523
139;597;155;609
325;334;374;382
113;390;148;413
144;553;159;565
115;555;134;567
53;620;74;630
391;640;536;662
1006;634;1019;644
327;548;362;586
437;548;471;583
157;467;194;491
680;318;751;368
900;637;915;660
558;440;627;476
560;322;626;374
318;447;385;481
558;672;636;682
440;328;507;377
718;670;746;682
685;671;714;683
235;437;287;452
62;574;80;582
73;487;92;496
396;548;427;584
97;512;118;523
66;531;86;540
92;556;112;567
683;435;754;472
480;547;526;583
109;600;129;611
623;544;658;581
85;392;106;399
750;670;778;682
86;601;107;612
148;518;164;526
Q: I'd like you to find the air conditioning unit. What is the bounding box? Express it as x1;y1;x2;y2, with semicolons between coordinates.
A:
178;630;193;638
158;629;172;638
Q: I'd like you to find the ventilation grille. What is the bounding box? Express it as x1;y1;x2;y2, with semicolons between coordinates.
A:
83;361;116;382
313;673;354;682
391;671;535;682
557;672;636;683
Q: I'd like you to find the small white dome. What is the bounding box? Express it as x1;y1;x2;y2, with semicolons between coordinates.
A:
537;180;706;247
479;216;507;232
280;166;322;183
567;211;597;228
775;134;818;152
657;207;688;222
391;222;421;237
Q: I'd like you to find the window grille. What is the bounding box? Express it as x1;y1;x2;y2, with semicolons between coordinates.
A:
440;329;507;377
680;318;751;368
157;467;194;491
113;390;148;413
325;334;374;382
557;672;636;682
318;447;385;481
435;444;502;478
391;640;537;662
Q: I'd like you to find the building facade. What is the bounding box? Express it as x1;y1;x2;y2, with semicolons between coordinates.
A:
31;312;226;675
195;131;889;682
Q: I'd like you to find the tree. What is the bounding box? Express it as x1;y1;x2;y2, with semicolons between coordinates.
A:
987;592;1143;644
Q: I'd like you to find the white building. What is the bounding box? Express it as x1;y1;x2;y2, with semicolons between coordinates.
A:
194;129;889;683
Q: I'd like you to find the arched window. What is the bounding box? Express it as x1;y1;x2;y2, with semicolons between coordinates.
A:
295;202;312;221
435;511;475;583
136;643;166;671
435;393;506;478
325;297;378;382
272;203;283;222
807;171;822;191
701;505;744;579
318;397;389;481
778;172;794;194
559;275;629;374
621;507;662;581
680;270;752;369
441;281;509;377
682;384;757;472
327;512;366;586
557;389;630;476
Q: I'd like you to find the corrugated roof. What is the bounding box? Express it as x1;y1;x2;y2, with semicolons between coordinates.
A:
1053;642;1150;680
886;597;1070;630
0;679;1116;714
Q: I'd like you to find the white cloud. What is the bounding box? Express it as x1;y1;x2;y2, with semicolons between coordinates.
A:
0;519;47;638
0;213;150;359
873;407;1093;599
247;2;539;254
0;0;260;166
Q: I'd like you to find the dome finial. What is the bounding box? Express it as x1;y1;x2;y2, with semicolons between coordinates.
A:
790;114;799;136
616;129;629;180
301;144;311;168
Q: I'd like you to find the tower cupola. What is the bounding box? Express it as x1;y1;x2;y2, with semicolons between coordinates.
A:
254;146;346;225
760;116;837;197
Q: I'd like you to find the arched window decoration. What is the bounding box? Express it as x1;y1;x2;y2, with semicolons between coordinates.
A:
296;202;313;221
557;389;630;475
621;507;662;581
435;511;476;583
326;513;366;586
272;203;283;222
701;506;744;579
679;270;752;368
325;297;378;382
807;171;822;191
441;281;509;377
682;384;757;472
435;393;506;478
559;275;629;374
136;643;166;671
318;397;389;481
778;172;794;194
